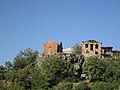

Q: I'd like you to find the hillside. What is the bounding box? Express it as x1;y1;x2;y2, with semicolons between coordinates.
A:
0;48;120;90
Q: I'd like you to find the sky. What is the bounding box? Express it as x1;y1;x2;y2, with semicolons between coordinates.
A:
0;0;120;65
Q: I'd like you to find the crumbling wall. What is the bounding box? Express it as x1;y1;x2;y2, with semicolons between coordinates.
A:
44;40;63;55
82;40;102;58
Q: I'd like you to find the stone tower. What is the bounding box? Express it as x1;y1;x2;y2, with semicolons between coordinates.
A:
44;40;63;55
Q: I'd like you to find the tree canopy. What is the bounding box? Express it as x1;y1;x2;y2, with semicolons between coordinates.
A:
13;48;38;70
72;42;82;55
0;48;120;90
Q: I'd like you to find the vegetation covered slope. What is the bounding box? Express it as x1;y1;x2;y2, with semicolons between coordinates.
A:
0;48;120;90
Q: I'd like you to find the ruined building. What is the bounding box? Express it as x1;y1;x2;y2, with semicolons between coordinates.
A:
44;40;63;55
81;40;114;58
82;40;102;58
44;40;119;58
102;46;113;58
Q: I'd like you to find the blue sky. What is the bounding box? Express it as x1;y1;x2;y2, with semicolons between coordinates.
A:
0;0;120;65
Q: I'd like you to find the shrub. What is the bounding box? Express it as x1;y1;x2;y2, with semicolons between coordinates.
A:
90;82;118;90
51;82;73;90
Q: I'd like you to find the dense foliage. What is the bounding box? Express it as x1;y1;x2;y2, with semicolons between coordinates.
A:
84;57;120;90
13;48;38;70
0;48;120;90
84;57;120;82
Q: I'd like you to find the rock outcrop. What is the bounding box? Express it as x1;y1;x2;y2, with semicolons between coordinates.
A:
36;53;85;77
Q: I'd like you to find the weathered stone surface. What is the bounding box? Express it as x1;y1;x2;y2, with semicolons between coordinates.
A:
43;39;119;59
44;40;63;55
36;53;85;77
81;40;116;58
82;40;102;58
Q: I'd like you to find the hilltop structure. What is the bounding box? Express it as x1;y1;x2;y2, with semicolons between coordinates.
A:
43;40;119;58
82;40;102;58
44;40;63;55
81;40;113;58
102;46;113;58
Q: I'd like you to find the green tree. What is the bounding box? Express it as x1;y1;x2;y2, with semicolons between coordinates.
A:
5;61;13;70
72;43;82;55
10;83;25;90
31;56;74;89
84;57;120;82
13;48;38;70
51;82;73;90
0;65;5;73
72;82;90;90
5;66;33;90
51;81;90;90
83;57;105;81
90;82;118;90
32;57;65;88
0;65;6;80
0;80;9;90
31;67;49;90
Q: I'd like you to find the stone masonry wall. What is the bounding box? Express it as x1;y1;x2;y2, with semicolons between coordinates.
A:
44;40;62;55
82;40;102;58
